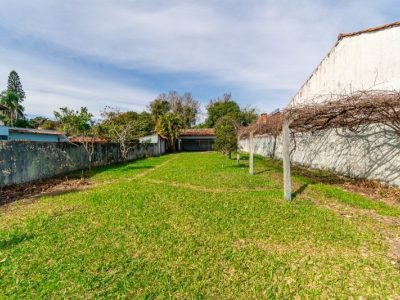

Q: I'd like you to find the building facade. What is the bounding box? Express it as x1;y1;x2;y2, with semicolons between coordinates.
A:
178;129;215;152
241;22;400;186
0;126;67;142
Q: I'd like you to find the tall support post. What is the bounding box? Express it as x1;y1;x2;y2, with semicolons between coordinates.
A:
282;120;292;200
249;131;254;175
236;136;240;165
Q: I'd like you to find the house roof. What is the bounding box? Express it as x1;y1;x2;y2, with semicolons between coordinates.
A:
9;127;65;136
256;113;268;124
180;128;215;137
338;21;400;41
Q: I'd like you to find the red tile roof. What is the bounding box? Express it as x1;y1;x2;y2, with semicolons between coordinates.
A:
256;113;268;124
338;21;400;41
180;128;215;137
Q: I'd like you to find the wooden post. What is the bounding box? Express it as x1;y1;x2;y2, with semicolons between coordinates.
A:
249;131;254;175
282;120;291;200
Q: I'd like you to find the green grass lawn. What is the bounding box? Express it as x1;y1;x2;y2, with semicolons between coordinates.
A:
1;152;400;298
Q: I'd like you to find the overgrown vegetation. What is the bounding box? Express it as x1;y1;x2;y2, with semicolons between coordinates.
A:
0;152;399;298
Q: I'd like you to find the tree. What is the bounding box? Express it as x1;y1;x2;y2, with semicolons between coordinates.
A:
205;93;241;128
149;91;199;128
155;112;182;152
149;97;170;122
240;106;258;126
100;107;146;160
54;107;93;136
7;71;25;102
54;107;95;170
0;91;23;126
213;115;238;159
180;92;199;128
205;93;258;128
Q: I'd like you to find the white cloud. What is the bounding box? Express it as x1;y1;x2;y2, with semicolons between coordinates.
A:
0;0;398;114
0;48;157;117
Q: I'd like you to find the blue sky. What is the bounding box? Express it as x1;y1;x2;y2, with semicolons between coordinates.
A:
0;0;398;119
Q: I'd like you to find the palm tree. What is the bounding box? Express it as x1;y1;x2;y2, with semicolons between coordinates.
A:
0;91;22;127
155;112;182;152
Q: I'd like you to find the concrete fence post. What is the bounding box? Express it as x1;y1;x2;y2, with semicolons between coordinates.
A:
236;136;240;165
249;131;254;175
282;120;292;200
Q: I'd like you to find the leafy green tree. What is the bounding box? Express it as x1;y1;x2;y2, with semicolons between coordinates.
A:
40;119;58;130
54;107;93;136
155;112;182;152
205;93;257;128
213;115;238;159
13;118;34;128
204;93;241;128
0;91;23;126
29;116;48;128
7;70;25;102
239;107;258;126
54;107;95;170
99;107;155;159
149;97;170;122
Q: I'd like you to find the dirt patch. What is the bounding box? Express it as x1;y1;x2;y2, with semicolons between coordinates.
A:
0;177;92;206
339;181;400;207
284;159;400;207
388;237;400;265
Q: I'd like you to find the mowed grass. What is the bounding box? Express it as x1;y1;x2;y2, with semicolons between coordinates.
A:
0;152;400;298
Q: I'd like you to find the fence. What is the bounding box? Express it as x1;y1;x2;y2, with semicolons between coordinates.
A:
0;141;164;187
239;124;400;187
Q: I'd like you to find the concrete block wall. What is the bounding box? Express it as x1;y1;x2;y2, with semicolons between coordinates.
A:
0;141;162;187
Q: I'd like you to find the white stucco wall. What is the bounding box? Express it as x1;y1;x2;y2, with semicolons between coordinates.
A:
291;26;400;106
252;25;399;186
240;124;400;186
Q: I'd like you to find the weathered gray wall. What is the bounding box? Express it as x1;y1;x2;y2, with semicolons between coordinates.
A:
0;141;162;187
239;125;400;187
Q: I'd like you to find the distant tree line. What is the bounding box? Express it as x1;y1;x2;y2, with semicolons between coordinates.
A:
0;70;258;156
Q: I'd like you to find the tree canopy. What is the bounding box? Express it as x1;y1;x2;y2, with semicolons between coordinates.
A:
54;107;93;136
204;93;257;128
7;70;25;102
213;115;238;158
149;91;199;128
0;91;23;127
98;107;154;141
155;112;182;152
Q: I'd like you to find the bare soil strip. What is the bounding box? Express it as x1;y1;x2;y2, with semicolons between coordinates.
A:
140;178;272;193
0;178;92;206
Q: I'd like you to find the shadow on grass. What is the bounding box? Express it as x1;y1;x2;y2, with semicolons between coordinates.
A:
263;157;347;185
254;169;272;175
292;184;309;199
74;156;157;179
0;234;35;250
